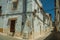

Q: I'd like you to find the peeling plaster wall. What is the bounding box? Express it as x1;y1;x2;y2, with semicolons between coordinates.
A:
0;17;3;28
23;13;32;33
32;0;43;38
0;0;44;38
2;0;23;14
3;15;22;33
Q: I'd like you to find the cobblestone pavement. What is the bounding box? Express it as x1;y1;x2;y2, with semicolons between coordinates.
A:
35;32;52;40
44;31;60;40
1;31;58;40
0;34;21;40
36;31;60;40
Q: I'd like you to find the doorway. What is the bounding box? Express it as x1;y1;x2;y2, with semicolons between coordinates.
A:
10;20;16;33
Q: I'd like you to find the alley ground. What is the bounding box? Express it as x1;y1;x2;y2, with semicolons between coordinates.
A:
36;30;60;40
0;34;20;40
0;31;60;40
44;31;60;40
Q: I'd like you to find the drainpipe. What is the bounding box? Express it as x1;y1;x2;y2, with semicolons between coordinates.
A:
21;0;27;39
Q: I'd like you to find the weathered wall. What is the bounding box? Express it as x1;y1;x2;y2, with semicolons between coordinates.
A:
3;15;22;33
32;0;43;38
0;0;45;38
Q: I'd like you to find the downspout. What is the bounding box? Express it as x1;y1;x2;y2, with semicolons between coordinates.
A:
21;0;27;35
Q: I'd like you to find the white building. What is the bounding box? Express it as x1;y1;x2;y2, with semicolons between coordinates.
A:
0;0;44;39
43;13;53;34
32;0;43;39
0;0;53;39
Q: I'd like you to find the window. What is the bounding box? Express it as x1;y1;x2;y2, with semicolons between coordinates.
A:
40;7;43;13
37;7;40;13
12;0;18;10
0;6;2;15
22;22;24;25
33;9;37;17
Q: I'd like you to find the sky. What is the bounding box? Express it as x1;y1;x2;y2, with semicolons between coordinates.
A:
40;0;55;22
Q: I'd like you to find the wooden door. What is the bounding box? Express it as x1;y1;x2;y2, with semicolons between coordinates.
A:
10;20;16;32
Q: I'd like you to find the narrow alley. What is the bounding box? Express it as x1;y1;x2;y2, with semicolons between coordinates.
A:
0;0;60;40
36;30;60;40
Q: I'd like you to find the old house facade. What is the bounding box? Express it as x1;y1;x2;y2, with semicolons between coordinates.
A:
32;0;44;39
0;0;44;38
55;0;60;31
0;0;53;39
43;13;53;34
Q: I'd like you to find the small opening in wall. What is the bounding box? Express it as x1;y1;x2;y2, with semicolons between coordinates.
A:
22;22;24;25
33;9;37;17
40;7;42;10
34;9;37;13
0;6;2;15
58;11;59;13
12;0;18;10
